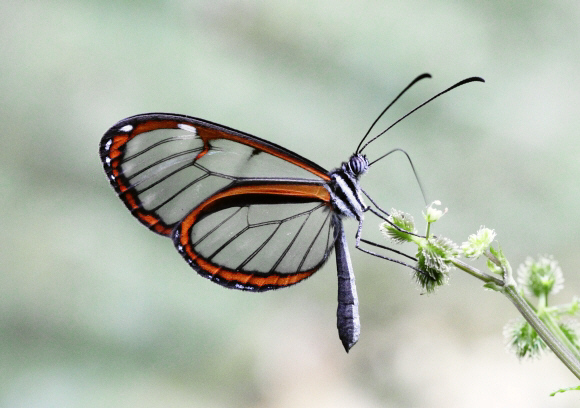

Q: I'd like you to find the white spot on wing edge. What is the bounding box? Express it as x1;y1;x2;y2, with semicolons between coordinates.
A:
119;124;133;133
178;123;197;134
104;139;112;150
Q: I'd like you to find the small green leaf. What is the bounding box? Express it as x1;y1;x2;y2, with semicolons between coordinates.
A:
483;282;502;292
488;245;500;259
461;227;496;259
487;245;512;279
550;385;580;396
486;258;502;275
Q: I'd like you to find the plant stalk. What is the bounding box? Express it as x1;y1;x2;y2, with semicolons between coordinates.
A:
450;257;580;380
538;307;580;362
451;259;503;286
503;285;580;380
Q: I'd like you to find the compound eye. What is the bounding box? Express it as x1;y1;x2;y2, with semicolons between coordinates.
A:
349;154;369;176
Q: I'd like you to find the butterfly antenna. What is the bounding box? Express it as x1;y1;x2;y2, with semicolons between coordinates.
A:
355;73;432;154
369;148;428;205
358;77;485;154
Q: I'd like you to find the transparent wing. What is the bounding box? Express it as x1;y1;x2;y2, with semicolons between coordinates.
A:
174;182;338;291
100;113;330;236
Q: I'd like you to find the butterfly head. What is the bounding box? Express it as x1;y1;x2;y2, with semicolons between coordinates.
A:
343;154;369;179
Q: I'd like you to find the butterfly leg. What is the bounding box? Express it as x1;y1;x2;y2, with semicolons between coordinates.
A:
361;188;392;217
354;217;427;275
361;189;426;239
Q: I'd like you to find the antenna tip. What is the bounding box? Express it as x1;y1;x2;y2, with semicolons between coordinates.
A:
453;76;486;88
469;76;485;83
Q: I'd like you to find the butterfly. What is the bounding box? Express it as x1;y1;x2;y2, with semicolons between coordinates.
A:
99;74;483;352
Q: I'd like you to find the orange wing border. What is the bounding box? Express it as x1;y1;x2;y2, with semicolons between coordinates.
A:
173;182;334;291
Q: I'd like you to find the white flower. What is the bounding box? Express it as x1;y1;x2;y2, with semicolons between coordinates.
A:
461;226;496;258
423;200;448;223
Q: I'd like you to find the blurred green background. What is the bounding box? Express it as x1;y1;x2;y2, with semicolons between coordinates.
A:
2;1;580;406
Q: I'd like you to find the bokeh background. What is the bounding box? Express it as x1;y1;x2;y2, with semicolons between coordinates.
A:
2;1;580;407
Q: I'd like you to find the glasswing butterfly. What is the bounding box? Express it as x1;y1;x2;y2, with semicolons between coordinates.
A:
100;74;483;351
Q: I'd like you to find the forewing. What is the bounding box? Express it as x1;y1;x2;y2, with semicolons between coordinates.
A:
174;182;338;291
100;113;330;236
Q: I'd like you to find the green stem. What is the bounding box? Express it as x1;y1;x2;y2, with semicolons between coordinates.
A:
450;257;580;380
451;259;503;286
503;285;580;380
534;293;579;360
538;293;548;310
539;309;580;361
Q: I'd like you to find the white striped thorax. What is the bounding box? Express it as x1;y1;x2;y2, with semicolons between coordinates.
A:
325;154;369;221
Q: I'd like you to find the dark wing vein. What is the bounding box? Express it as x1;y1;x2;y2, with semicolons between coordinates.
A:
298;209;332;272
236;223;283;270
192;207;245;247
150;173;212;212
269;205;316;273
124;148;202;181
123;134;199;161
